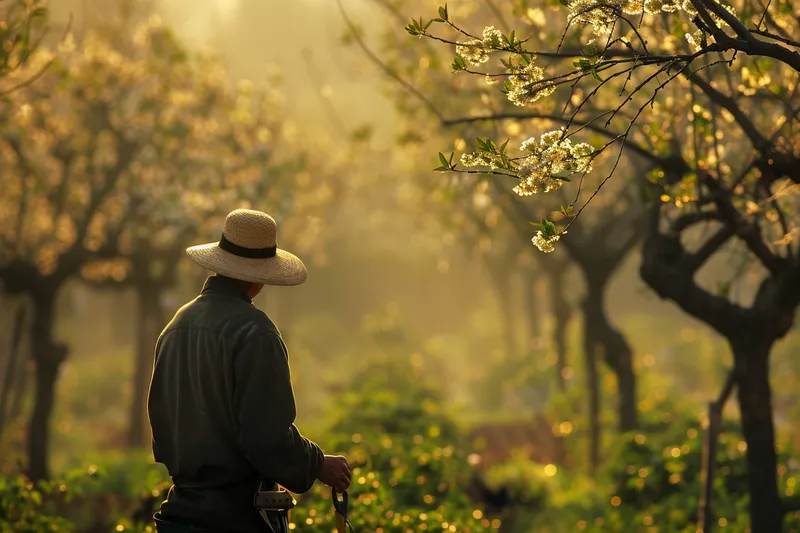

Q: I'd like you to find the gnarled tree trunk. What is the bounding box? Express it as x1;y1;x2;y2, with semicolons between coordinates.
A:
581;311;601;474
28;289;67;481
127;281;165;448
582;282;638;432
0;302;27;439
731;336;782;533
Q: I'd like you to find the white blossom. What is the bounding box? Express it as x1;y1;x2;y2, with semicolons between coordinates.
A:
456;40;489;65
513;130;595;196
532;231;560;253
455;25;505;66
506;58;555;106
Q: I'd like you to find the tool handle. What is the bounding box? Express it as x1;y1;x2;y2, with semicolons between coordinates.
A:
332;490;353;533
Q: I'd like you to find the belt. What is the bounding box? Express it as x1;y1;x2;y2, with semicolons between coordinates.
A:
172;478;260;492
253;481;294;533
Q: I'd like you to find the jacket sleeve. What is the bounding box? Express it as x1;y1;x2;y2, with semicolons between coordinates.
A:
233;330;324;493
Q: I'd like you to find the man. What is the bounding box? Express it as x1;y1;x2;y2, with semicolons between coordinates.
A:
148;208;352;533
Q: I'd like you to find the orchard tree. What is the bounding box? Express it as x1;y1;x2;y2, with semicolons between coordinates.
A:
497;167;644;470
0;0;49;442
402;0;800;530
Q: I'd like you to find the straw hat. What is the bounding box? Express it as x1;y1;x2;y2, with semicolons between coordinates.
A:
186;209;307;286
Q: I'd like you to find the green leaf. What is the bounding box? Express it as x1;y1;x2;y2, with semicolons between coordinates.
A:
438;152;449;167
424;18;435;30
540;219;557;237
438;5;448;20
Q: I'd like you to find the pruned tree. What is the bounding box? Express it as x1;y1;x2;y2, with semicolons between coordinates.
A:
493;161;644;470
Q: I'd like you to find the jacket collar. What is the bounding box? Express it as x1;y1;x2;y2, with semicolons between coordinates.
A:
200;275;253;304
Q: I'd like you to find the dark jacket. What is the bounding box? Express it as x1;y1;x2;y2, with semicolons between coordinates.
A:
147;275;324;532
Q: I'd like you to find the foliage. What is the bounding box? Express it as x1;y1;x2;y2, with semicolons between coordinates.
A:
0;474;74;532
478;413;800;532
0;14;289;284
2;339;800;533
288;353;497;532
0;0;49;95
404;0;800;255
4;383;799;533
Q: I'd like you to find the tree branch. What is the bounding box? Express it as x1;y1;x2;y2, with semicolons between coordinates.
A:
73;120;139;236
692;0;753;43
442;111;658;162
685;225;735;273
335;0;445;122
640;201;752;338
686;72;770;152
703;173;787;275
670;210;722;233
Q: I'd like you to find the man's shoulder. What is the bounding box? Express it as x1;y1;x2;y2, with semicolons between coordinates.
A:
174;296;280;335
245;307;281;339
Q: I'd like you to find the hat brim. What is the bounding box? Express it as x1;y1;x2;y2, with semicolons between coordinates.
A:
185;242;307;286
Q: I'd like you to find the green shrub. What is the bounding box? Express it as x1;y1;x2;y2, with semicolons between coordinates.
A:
479;409;800;533
0;475;74;533
287;355;497;532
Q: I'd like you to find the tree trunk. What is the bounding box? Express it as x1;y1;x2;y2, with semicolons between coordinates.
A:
28;290;68;481
0;303;26;438
583;284;638;432
525;273;541;345
582;328;601;473
127;282;165;448
485;261;518;361
549;270;570;394
731;337;783;533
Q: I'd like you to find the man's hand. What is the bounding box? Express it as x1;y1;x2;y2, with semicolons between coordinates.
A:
318;454;352;492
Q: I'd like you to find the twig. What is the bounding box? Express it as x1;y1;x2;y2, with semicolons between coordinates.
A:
300;48;350;138
335;0;445;122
